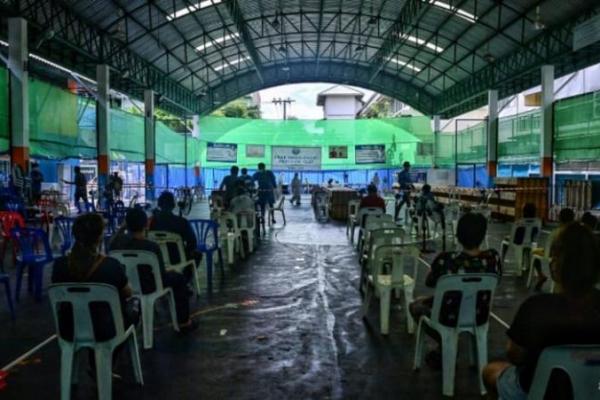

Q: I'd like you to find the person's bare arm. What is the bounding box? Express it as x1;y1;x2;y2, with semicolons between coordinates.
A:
506;339;526;365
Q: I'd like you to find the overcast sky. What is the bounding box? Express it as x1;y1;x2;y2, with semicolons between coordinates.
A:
258;83;374;120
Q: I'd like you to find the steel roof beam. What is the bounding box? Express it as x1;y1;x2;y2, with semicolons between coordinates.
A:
224;0;264;84
367;0;429;84
435;4;600;117
1;0;199;114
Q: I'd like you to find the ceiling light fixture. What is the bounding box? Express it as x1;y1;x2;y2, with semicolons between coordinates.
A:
533;6;545;30
166;0;223;21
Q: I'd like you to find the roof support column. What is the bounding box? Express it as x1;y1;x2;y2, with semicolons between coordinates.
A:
144;89;156;201
8;18;30;173
540;65;554;177
432;115;441;168
96;64;110;200
487;90;499;178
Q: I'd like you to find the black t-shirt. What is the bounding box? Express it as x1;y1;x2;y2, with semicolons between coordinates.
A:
507;291;600;393
52;256;128;341
150;211;197;262
109;233;166;294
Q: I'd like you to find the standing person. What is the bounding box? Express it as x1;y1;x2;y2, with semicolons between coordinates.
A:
30;162;44;203
112;172;123;200
219;166;239;207
62;166;88;214
395;161;414;221
238;168;254;194
290;173;302;206
483;222;600;399
371;172;381;190
253;163;277;224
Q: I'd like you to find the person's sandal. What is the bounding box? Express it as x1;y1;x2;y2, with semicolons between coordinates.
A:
179;320;199;334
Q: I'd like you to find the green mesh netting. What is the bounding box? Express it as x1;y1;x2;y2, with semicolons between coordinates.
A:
433;122;486;166
198;116;430;169
554;92;600;163
456;122;487;164
110;108;145;162
28;79;95;159
156;120;201;166
0;67;8;153
498;110;540;162
435;133;456;167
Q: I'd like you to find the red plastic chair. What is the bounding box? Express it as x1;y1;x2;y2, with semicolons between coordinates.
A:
0;211;25;272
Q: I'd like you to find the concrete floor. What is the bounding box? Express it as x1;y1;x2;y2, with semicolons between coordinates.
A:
0;197;539;399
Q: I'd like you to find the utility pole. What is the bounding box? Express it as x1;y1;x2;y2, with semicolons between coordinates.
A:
272;97;295;120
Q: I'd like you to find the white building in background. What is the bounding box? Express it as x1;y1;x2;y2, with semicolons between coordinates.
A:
316;85;364;119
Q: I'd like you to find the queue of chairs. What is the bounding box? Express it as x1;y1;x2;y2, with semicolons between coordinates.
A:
348;200;600;398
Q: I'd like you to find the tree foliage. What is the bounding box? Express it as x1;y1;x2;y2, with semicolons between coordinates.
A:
211;96;261;119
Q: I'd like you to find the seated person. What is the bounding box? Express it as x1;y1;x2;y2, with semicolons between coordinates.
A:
530;207;574;291
501;203;539;260
359;184;386;212
581;211;598;231
110;208;197;333
52;213;137;374
150;191;199;265
219;165;240;207
229;185;256;227
409;212;502;369
483;222;600;400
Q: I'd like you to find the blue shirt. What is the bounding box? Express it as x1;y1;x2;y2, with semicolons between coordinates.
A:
398;169;412;189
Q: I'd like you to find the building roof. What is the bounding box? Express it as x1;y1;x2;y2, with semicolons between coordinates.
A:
3;1;600;118
316;85;365;106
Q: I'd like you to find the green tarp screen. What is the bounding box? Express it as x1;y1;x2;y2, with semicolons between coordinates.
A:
198;116;430;169
435;133;456;167
0;67;10;153
498;110;540;162
554;92;600;163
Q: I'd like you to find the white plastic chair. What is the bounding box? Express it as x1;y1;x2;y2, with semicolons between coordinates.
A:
346;200;360;240
269;195;286;226
147;231;200;295
211;194;225;212
413;273;499;397
528;345;600;400
351;207;382;244
109;250;179;349
236;210;257;254
527;232;554;291
218;212;245;264
355;207;385;250
444;202;461;241
360;227;406;294
48;283;143;400
313;191;330;222
358;213;395;255
362;244;419;335
501;218;542;276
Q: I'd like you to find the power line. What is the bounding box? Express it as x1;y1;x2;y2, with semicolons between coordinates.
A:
272;97;295;120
